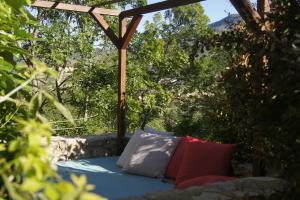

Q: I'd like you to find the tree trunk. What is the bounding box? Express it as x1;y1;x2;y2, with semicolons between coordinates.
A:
84;95;89;122
55;80;63;103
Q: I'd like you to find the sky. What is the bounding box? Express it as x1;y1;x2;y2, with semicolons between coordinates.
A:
137;0;249;31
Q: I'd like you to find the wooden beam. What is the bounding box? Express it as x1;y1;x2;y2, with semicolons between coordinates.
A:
120;15;143;49
117;17;127;155
32;0;120;16
120;0;203;18
90;12;120;47
230;0;261;30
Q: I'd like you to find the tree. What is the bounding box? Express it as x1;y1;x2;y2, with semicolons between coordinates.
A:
127;5;225;134
0;0;105;199
201;0;300;196
28;0;147;135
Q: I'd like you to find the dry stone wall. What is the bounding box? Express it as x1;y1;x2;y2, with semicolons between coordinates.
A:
48;134;129;162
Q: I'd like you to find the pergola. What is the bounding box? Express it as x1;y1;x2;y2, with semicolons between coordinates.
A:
32;0;270;154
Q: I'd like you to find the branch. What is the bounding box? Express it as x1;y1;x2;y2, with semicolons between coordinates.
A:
230;0;261;31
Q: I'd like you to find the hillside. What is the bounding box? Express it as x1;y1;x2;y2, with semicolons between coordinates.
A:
209;14;242;32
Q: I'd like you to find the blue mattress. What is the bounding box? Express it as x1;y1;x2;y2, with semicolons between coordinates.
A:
56;156;174;200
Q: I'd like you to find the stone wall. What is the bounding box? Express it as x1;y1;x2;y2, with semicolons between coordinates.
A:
48;134;129;162
121;177;289;200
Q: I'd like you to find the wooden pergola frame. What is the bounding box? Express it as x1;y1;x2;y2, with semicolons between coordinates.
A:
32;0;270;154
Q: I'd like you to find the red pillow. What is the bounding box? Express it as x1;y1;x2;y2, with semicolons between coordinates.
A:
176;176;236;189
165;136;208;179
175;142;236;184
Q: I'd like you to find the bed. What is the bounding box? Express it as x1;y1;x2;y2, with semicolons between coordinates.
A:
57;156;174;200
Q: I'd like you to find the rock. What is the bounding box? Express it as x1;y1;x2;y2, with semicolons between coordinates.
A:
47;134;129;162
233;163;253;177
120;177;289;200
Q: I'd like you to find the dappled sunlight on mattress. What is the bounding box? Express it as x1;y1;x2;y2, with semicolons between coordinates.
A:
57;160;118;174
56;156;174;200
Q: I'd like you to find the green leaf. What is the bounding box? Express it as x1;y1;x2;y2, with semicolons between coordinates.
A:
42;91;74;125
0;144;5;151
53;101;74;125
0;50;16;66
71;174;87;188
21;178;43;193
29;93;40;115
0;59;14;71
2;175;25;200
81;193;107;200
45;185;59;200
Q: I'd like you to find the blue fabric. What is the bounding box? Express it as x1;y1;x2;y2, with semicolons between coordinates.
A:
56;156;174;200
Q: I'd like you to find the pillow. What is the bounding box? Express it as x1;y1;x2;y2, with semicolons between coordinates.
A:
116;129;144;167
176;176;235;189
122;132;180;178
165;136;208;180
144;126;174;135
176;142;236;184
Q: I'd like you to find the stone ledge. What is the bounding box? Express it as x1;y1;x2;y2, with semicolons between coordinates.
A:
121;177;289;200
48;134;130;162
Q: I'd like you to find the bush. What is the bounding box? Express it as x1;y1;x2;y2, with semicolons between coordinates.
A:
0;1;104;199
200;0;300;196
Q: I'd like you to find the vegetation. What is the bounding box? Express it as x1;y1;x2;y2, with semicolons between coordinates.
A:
199;0;300;196
1;0;299;198
0;0;105;199
27;2;219;135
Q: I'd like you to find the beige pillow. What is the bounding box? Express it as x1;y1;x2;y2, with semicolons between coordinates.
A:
122;132;180;178
116;129;144;167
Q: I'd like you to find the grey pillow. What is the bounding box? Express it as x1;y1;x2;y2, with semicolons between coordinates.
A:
116;129;144;167
122;132;180;178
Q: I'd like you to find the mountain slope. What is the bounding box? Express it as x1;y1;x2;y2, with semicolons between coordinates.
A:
209;14;242;32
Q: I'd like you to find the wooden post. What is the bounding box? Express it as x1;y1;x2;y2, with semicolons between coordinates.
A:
117;15;143;154
117;17;127;154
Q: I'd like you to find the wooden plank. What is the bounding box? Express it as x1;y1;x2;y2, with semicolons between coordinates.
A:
90;12;120;47
120;15;143;49
32;0;120;16
120;0;203;18
117;17;127;155
93;7;120;16
230;0;261;30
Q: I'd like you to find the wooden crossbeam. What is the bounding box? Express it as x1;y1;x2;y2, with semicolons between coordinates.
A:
32;0;120;16
120;15;143;49
120;0;204;18
90;12;120;47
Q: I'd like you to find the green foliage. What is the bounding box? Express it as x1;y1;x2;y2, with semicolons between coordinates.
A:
0;0;105;199
198;0;300;196
126;5;218;132
28;3;216;135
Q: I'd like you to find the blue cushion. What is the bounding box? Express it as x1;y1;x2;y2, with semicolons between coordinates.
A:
56;156;174;200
